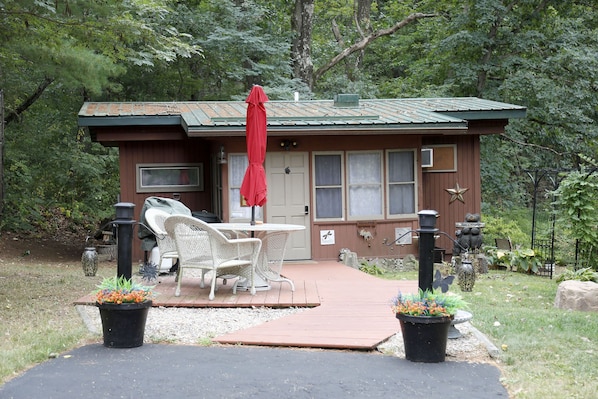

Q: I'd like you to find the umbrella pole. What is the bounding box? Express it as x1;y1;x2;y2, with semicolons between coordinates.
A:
250;206;256;237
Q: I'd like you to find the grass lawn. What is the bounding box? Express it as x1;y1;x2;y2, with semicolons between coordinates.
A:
461;271;597;398
0;259;110;385
385;268;598;398
1;256;597;398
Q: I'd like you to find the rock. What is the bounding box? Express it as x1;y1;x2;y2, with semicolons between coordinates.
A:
554;280;598;312
402;254;418;271
343;252;359;269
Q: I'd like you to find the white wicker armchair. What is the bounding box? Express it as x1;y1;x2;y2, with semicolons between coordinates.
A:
144;208;179;269
164;215;262;300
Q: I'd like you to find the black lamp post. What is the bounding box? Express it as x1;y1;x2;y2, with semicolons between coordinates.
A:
114;202;136;280
417;210;439;292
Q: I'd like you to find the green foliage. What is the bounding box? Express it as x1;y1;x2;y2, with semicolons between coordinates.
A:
480;213;529;249
2;89;119;233
553;164;598;270
359;260;385;276
1;0;197;234
485;246;544;274
2;0;598;244
556;267;598;284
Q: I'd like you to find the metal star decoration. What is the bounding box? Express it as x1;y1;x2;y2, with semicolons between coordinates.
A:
445;182;468;204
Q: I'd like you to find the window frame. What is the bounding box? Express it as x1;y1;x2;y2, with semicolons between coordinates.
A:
136;163;203;193
386;149;418;219
422;144;457;172
312;151;345;222
346;150;384;221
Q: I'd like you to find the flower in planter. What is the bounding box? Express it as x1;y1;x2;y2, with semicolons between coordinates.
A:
95;275;154;304
391;289;467;317
392;269;466;317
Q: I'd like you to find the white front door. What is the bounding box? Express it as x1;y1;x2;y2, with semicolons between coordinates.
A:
266;152;311;260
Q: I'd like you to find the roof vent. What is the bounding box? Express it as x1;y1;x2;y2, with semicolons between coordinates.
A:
334;94;360;107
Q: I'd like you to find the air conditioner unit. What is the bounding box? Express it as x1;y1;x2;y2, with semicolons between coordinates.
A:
421;148;434;168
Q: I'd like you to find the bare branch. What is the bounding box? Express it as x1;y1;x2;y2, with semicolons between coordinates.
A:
314;12;437;82
499;133;563;156
5;77;54;127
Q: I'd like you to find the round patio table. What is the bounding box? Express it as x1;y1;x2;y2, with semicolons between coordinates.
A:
212;223;306;291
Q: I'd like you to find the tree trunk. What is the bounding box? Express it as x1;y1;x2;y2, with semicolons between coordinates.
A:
291;0;315;90
0;90;4;221
356;0;372;34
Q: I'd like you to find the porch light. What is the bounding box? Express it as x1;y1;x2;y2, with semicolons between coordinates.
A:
218;146;227;164
280;139;297;151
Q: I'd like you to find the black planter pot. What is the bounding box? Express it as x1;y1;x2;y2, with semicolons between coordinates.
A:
396;313;453;363
97;301;152;348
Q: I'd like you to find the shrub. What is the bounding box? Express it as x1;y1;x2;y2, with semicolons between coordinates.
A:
482;214;529;248
556;267;598;283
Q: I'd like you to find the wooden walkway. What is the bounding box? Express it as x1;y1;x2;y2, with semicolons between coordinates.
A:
75;261;418;350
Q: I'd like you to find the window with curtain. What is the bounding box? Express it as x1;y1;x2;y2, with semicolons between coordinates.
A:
387;150;416;216
313;150;417;221
314;153;343;220
228;154;262;220
348;152;382;218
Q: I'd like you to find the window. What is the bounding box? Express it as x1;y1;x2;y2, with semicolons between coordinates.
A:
313;150;417;221
136;163;203;193
347;152;382;219
228;154;263;220
387;150;416;216
314;153;343;220
423;144;457;172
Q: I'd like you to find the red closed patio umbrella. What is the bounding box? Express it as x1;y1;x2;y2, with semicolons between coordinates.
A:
240;85;269;225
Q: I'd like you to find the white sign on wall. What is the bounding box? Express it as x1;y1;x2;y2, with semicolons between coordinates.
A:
394;227;412;245
320;230;335;245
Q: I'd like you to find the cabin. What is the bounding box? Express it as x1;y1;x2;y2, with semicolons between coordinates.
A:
78;95;526;263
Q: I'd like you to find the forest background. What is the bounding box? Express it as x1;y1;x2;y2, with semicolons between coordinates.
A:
1;0;597;265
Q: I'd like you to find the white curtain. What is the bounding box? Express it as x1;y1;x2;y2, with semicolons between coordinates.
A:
348;152;382;217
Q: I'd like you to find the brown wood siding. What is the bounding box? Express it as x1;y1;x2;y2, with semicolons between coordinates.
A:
118;139;216;262
310;220;420;261
94;126;186;144
94;121;505;262
422;135;481;256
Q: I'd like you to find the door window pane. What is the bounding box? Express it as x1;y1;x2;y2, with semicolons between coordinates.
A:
229;154;262;220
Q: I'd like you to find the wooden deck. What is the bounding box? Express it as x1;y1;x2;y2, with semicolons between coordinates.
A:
75;261;418;350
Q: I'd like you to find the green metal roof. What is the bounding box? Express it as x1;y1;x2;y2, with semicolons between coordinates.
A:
78;97;526;137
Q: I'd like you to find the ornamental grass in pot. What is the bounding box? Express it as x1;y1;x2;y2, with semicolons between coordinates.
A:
94;276;154;348
392;284;467;363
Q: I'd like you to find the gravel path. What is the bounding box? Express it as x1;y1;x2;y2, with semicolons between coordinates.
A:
76;305;497;363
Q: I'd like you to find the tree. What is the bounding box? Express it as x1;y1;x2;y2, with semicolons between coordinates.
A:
313;12;437;84
0;0;200;232
553;161;598;270
1;0;201;124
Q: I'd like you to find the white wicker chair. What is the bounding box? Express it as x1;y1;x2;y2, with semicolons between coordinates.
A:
144;208;179;270
164;215;262;300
